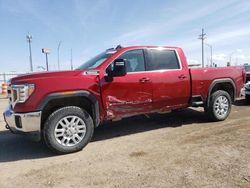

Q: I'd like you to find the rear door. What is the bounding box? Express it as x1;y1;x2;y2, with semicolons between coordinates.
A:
145;48;190;111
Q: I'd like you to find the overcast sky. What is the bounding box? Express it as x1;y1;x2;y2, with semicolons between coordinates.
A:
0;0;250;72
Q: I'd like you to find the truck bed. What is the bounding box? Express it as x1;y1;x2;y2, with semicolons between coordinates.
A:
190;66;245;102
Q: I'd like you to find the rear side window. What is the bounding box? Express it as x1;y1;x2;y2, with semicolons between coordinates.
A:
146;49;180;71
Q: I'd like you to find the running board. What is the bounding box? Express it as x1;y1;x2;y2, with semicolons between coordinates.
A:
190;96;204;107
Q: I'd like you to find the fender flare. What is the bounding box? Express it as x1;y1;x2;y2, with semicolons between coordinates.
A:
206;78;236;107
37;90;100;127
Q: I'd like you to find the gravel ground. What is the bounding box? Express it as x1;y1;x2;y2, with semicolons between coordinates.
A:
0;97;250;188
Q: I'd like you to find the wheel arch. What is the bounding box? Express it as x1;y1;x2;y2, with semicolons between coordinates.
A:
37;90;100;129
207;78;236;107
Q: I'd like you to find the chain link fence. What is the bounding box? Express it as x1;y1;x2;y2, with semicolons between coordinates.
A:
0;72;27;92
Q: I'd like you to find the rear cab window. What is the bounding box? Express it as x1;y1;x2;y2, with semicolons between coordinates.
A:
146;49;181;71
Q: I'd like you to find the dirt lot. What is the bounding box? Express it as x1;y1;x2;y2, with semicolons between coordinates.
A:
0;97;250;188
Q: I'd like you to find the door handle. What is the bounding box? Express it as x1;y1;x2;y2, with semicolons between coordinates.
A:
178;75;187;80
139;77;151;83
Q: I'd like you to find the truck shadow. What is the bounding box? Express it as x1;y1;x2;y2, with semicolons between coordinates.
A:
92;108;207;142
0;131;53;162
0;108;207;162
233;98;250;106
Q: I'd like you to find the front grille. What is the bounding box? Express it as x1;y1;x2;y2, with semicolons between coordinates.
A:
13;89;17;101
7;85;12;108
7;84;19;109
7;87;11;95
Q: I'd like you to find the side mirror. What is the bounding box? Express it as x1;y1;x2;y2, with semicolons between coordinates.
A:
107;59;127;77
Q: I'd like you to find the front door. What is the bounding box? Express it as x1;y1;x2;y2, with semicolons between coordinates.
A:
100;49;153;119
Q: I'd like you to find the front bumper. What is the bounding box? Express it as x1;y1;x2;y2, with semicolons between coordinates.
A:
3;105;42;140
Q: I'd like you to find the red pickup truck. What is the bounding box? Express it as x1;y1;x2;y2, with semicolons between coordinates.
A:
4;46;246;154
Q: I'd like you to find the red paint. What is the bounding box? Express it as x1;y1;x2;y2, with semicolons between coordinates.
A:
11;46;246;121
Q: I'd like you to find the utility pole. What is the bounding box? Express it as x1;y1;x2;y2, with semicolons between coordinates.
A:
198;28;206;68
70;48;73;70
229;51;237;65
42;48;50;71
205;43;213;67
26;34;33;72
57;41;62;70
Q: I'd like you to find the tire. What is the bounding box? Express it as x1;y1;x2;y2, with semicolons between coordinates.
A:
43;106;94;154
246;95;250;104
205;90;232;121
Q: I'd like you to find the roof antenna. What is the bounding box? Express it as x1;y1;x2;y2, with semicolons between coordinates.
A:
115;45;123;50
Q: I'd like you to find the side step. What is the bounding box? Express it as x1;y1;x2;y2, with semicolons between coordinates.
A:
190;96;204;107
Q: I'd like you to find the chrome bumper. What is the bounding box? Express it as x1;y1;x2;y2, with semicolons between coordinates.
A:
3;105;42;133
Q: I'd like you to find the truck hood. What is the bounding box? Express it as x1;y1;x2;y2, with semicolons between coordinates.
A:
11;70;83;83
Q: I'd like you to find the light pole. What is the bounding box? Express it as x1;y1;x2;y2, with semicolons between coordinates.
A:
198;28;206;68
42;48;50;71
205;43;213;67
57;41;62;70
70;48;73;70
229;51;235;65
26;34;33;72
229;49;242;66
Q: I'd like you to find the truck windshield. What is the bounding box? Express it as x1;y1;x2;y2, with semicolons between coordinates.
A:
77;52;113;70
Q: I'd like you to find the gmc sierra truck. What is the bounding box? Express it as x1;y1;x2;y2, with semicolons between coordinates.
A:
3;46;246;154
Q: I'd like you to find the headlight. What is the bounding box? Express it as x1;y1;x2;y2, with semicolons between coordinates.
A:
12;84;35;103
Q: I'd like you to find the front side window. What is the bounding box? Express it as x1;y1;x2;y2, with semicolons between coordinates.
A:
146;49;180;71
107;49;145;73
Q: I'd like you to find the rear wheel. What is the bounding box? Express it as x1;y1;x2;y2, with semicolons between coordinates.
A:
205;90;232;121
43;106;94;154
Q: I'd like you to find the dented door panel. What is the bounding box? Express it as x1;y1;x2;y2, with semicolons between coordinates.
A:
100;73;153;119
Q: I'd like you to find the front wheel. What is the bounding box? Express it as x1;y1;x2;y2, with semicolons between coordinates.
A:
43;106;94;154
205;90;232;121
